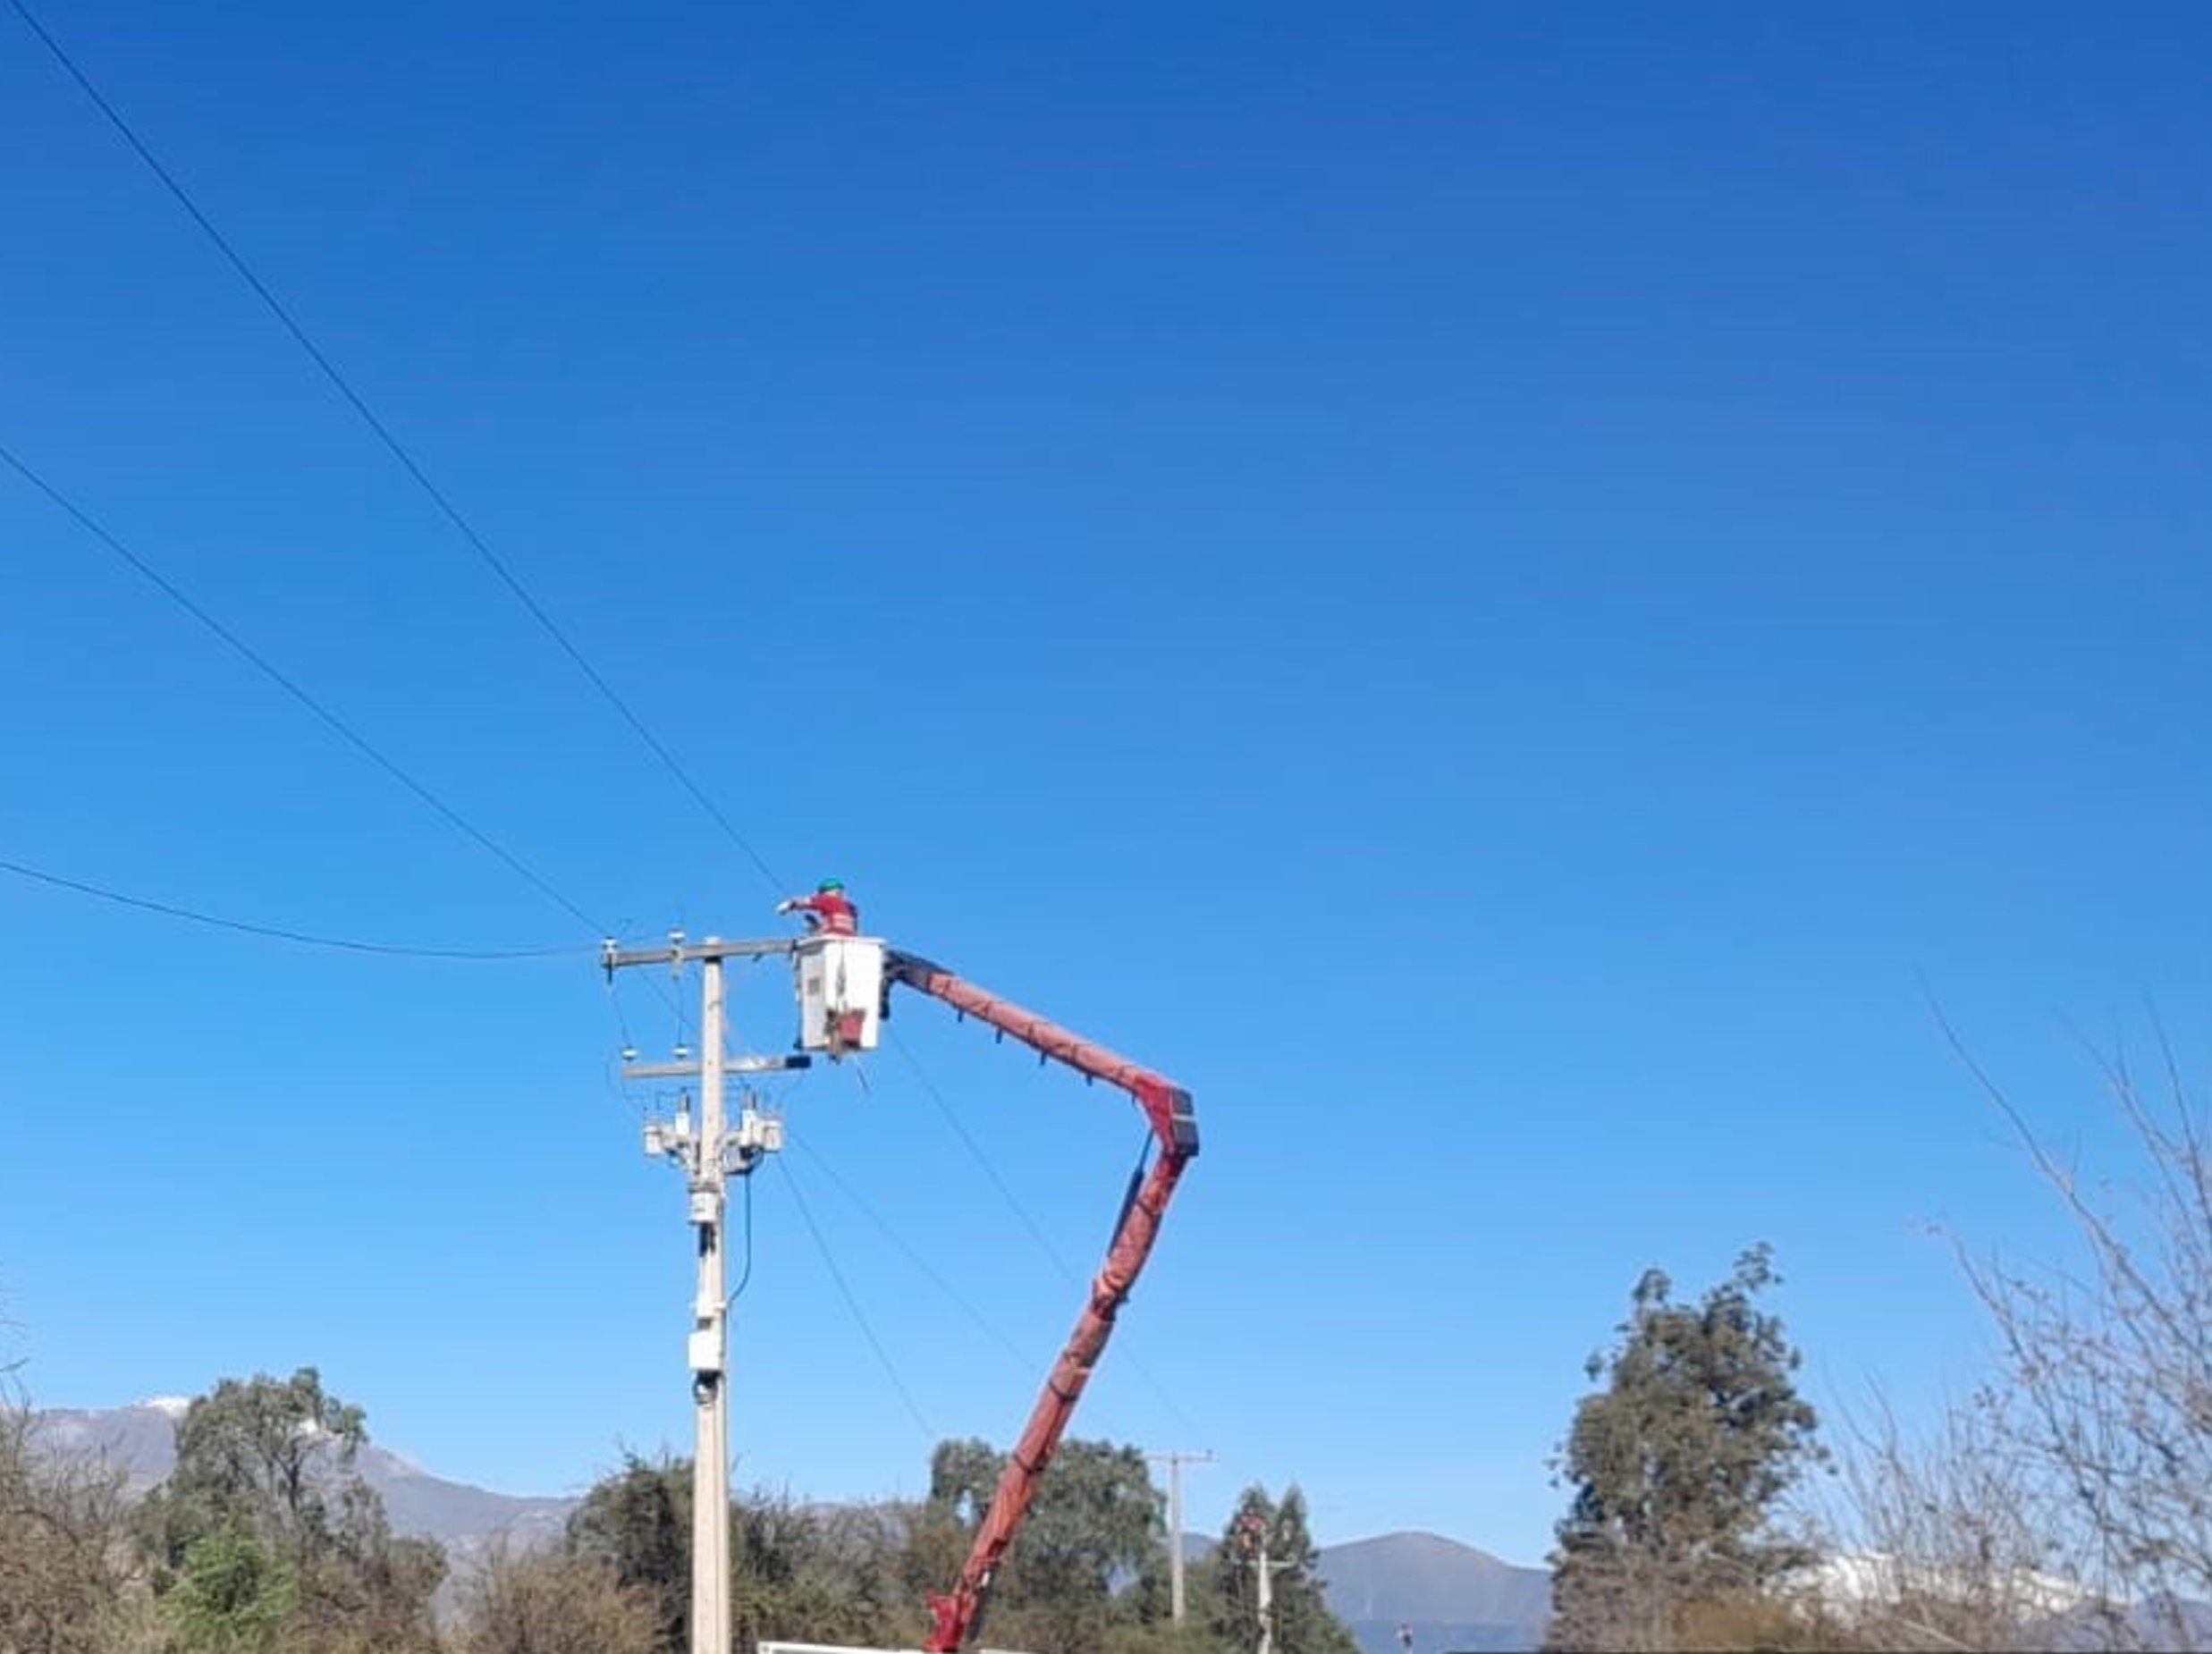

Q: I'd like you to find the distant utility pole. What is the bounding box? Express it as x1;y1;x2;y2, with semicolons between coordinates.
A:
1146;1448;1214;1622
1234;1513;1297;1654
604;933;803;1654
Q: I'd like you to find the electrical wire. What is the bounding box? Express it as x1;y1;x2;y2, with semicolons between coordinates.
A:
670;961;691;1058
603;972;639;1055
0;855;584;960
12;9;1197;1456
0;440;609;938
789;1132;1032;1371
889;1031;1084;1283
888;1029;1209;1438
7;0;785;897
726;1170;756;1305
773;1154;936;1443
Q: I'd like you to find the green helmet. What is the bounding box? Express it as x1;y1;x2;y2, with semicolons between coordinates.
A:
817;878;845;893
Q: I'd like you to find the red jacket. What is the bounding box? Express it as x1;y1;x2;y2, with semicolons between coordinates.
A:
790;890;859;935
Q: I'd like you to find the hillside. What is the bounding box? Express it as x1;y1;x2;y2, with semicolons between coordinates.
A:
28;1401;573;1567
1319;1532;1550;1654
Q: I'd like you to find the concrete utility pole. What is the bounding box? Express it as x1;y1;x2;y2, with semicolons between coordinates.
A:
1146;1448;1214;1623
1256;1535;1275;1654
604;934;803;1654
1234;1514;1297;1654
690;951;730;1654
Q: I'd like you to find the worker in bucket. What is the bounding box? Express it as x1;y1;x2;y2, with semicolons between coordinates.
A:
778;877;859;936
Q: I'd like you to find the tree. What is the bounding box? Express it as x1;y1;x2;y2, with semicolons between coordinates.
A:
1208;1485;1360;1654
0;1388;156;1654
1546;1245;1823;1652
730;1490;908;1649
564;1455;690;1653
152;1368;366;1570
455;1542;663;1654
550;1436;1355;1654
929;1436;1166;1653
145;1369;444;1651
1819;1395;2076;1652
1960;1039;2212;1647
1815;1030;2212;1652
1103;1617;1242;1654
563;1455;914;1651
167;1523;294;1654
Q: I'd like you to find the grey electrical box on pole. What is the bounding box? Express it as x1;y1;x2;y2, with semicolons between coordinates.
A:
604;934;805;1654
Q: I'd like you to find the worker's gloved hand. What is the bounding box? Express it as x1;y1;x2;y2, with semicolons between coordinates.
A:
774;899;798;915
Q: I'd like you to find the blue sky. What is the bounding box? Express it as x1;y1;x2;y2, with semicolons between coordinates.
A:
3;1;2209;1568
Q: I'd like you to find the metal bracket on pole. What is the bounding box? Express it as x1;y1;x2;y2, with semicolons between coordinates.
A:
624;1052;810;1083
604;935;798;973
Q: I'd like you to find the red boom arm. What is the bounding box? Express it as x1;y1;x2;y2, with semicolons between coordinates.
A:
885;950;1199;1653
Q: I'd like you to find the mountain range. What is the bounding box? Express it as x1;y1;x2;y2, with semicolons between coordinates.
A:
1321;1531;1551;1652
27;1402;1550;1652
28;1400;574;1587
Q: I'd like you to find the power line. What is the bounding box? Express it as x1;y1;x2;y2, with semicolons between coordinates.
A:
789;1132;1032;1371
889;1028;1208;1438
0;439;607;938
0;855;584;960
773;1154;936;1443
890;1032;1085;1283
727;1171;756;1305
8;0;785;896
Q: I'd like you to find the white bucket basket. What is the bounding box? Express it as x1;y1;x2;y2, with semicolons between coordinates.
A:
793;934;885;1055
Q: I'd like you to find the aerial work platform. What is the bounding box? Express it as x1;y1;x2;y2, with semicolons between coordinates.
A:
793;932;886;1054
612;907;1197;1651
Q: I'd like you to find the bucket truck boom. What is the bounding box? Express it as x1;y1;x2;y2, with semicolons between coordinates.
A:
787;935;1199;1651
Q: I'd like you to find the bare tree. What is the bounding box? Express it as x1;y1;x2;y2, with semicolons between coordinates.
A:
1822;1020;2212;1652
1811;1390;2122;1652
1944;1021;2212;1649
0;1382;156;1654
454;1540;663;1654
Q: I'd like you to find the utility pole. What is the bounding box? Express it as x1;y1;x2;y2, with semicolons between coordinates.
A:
1256;1532;1275;1654
1234;1513;1296;1654
604;934;803;1654
1146;1448;1214;1623
691;949;730;1654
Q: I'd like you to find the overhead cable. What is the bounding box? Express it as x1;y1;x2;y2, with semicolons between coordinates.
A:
7;0;784;895
773;1155;937;1443
889;1029;1208;1437
889;1033;1084;1283
0;855;583;961
790;1132;1032;1371
0;439;606;938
